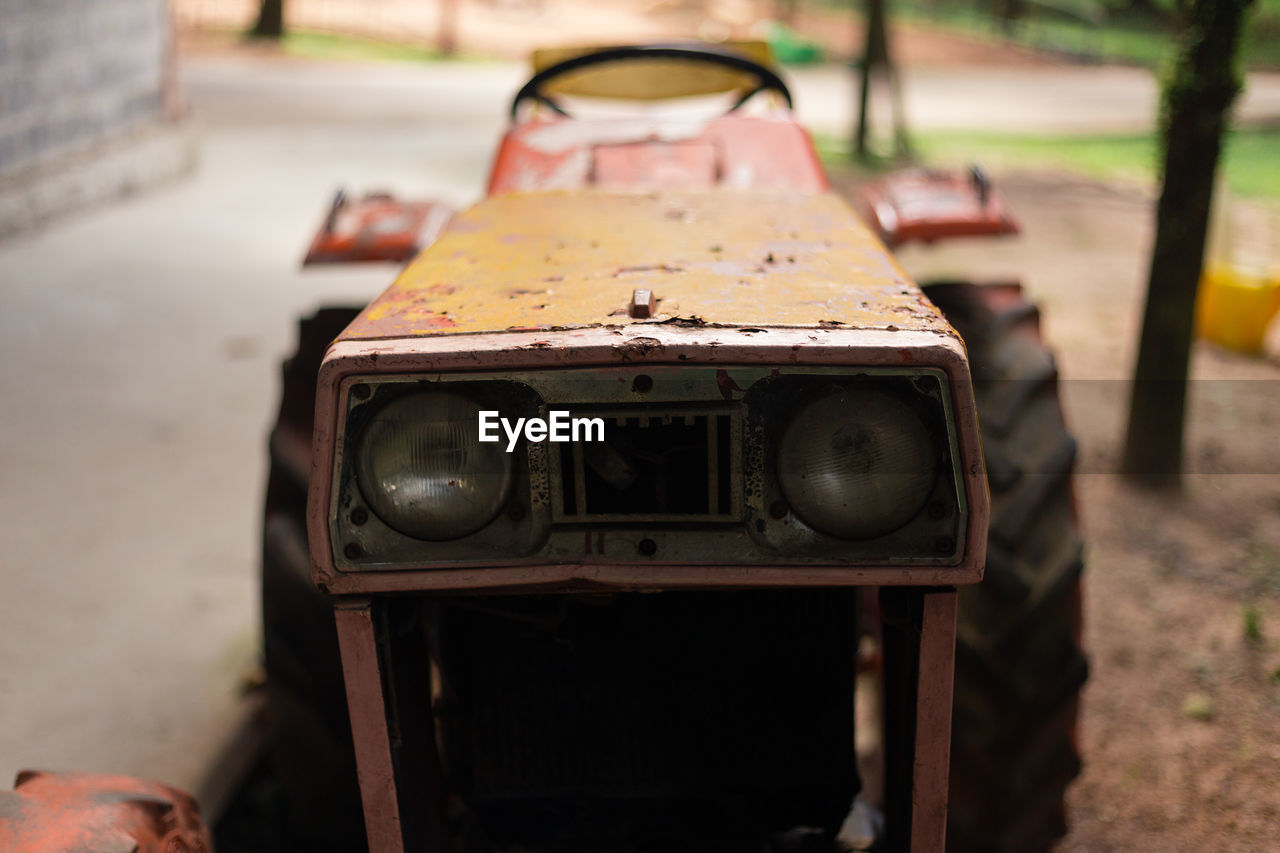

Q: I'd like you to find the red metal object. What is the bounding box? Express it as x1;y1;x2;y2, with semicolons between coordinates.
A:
486;114;828;194
911;590;958;853
0;770;214;853
303;190;453;265
855;167;1019;249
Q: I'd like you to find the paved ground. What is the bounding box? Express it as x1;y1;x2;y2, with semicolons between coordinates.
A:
1;44;1278;799
0;54;514;792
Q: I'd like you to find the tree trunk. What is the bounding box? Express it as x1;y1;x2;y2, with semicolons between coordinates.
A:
1120;0;1252;485
250;0;285;39
439;0;459;56
855;0;909;161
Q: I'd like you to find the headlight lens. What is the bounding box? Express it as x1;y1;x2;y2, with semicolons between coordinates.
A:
355;390;514;541
777;387;938;539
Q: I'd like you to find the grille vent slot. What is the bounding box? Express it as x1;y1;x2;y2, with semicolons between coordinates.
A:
554;407;739;523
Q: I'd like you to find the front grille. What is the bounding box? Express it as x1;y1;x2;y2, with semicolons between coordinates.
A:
435;589;861;844
554;406;739;523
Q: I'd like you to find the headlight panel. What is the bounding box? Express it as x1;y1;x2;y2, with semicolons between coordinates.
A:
330;366;966;570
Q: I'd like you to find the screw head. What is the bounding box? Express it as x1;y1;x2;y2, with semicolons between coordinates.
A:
351;508;369;526
344;542;363;559
637;538;657;556
632;374;654;393
351;384;371;401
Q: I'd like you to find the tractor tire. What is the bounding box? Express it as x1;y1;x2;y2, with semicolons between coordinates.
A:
258;306;368;853
924;282;1088;853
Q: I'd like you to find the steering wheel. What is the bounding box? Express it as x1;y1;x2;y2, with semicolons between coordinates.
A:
509;43;793;120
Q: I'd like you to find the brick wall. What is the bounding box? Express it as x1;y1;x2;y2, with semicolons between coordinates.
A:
0;0;173;180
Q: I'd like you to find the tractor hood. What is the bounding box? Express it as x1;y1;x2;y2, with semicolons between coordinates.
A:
337;190;955;342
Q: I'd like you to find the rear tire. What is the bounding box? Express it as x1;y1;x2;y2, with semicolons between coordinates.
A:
924;282;1087;853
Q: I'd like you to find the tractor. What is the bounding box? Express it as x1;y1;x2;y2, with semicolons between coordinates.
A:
1;43;1085;853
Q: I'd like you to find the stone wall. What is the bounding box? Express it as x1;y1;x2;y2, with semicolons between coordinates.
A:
0;0;174;180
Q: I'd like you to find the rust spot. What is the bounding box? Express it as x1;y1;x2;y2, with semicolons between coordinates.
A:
898;348;917;363
618;336;662;360
423;315;456;328
425;283;456;294
527;341;553;349
886;324;900;332
818;319;844;328
715;369;746;401
659;315;707;327
764;252;776;264
737;328;767;334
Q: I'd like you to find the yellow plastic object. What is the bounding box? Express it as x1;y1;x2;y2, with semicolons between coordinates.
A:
530;42;775;102
1195;262;1280;353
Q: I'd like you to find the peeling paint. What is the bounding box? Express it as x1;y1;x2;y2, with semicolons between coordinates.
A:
338;191;949;343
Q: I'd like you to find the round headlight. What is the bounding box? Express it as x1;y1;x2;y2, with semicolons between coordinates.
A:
354;390;514;541
777;387;938;540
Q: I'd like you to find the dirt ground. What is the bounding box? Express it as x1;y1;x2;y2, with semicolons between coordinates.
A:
844;171;1280;851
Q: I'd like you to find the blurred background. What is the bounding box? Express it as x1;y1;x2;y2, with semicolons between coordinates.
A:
1;0;1278;849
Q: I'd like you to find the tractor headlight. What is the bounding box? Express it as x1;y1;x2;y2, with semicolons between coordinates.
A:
777;387;938;540
354;390;514;541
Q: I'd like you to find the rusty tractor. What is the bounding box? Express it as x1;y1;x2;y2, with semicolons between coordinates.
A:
4;43;1086;853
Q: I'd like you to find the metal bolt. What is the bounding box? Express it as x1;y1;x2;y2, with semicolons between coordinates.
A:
344;542;363;559
351;508;368;526
632;374;653;393
638;538;657;556
351;384;371;401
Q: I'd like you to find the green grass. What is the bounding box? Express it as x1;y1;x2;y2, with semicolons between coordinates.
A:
818;127;1280;201
277;30;444;64
1244;604;1264;643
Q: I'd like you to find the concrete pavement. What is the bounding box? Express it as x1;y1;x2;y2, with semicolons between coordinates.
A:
1;47;1278;797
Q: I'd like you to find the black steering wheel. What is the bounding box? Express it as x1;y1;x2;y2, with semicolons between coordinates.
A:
509;43;793;120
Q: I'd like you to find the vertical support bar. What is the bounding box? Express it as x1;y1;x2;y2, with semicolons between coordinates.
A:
910;589;958;853
706;415;719;516
334;598;405;853
573;441;588;517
